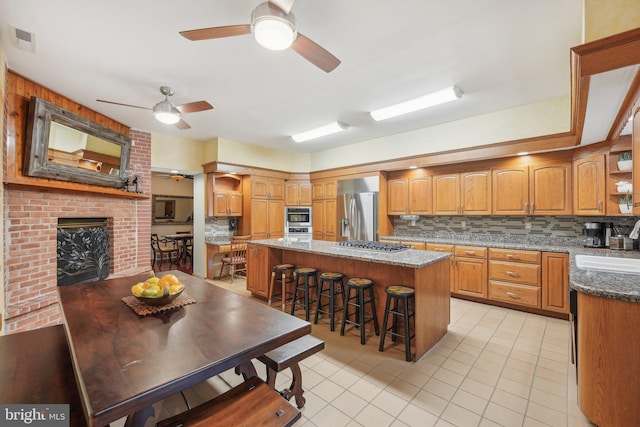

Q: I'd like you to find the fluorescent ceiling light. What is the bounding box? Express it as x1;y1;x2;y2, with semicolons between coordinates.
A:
292;122;349;143
370;86;463;121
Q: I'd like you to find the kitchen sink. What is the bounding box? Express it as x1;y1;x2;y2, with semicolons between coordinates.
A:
575;254;640;274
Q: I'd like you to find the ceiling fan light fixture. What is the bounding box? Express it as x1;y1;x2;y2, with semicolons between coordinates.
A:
171;174;184;182
153;100;181;124
251;2;297;51
370;86;464;121
292;121;349;143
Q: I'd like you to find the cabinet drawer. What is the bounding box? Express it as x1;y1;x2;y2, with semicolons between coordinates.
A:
426;243;454;253
489;260;540;286
489;281;540;308
488;248;540;264
403;241;425;250
454;245;487;258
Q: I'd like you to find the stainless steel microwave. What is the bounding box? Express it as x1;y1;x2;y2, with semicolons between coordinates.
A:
285;207;312;226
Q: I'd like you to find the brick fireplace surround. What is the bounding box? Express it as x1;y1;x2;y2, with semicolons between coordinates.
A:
4;118;153;333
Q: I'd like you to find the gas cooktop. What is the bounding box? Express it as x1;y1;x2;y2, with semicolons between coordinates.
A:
335;240;412;252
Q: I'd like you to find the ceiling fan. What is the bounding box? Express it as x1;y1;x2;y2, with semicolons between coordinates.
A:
97;86;213;130
179;0;340;73
155;172;194;182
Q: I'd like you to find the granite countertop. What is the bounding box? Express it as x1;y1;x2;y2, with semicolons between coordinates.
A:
381;234;640;303
249;238;451;269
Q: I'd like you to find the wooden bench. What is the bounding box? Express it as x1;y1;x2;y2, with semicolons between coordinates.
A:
0;325;88;427
257;334;325;409
156;376;299;427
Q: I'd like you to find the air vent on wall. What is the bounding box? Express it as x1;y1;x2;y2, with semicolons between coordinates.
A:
10;25;36;53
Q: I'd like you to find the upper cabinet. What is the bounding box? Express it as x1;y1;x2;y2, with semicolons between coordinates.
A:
530;162;572;215
312;179;336;200
433;170;491;215
251;176;284;200
574;155;606;216
285;181;312;206
387;171;432;215
492;162;571;215
206;173;243;217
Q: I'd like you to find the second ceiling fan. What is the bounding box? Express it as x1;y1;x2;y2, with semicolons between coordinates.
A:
179;0;341;73
97;86;213;130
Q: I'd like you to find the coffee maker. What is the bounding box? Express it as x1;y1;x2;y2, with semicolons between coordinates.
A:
583;222;607;248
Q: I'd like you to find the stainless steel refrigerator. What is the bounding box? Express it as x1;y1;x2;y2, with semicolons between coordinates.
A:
337;176;379;241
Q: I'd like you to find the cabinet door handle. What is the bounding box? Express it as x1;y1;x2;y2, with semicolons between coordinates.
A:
434;248;444;252
465;251;476;256
506;292;520;299
598;200;602;212
531;203;535;213
506;254;519;260
506;271;519;277
460;204;464;213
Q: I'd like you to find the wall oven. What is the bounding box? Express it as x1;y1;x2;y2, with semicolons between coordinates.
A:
284;207;312;238
285;207;312;226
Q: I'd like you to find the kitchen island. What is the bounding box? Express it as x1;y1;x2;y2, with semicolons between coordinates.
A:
247;238;452;360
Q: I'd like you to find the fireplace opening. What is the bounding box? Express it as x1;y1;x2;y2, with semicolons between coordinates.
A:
57;218;110;286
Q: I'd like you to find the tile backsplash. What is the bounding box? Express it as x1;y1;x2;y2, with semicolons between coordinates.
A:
205;217;232;241
393;215;640;241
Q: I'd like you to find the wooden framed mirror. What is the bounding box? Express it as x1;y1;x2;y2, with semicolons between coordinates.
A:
24;97;131;188
152;194;193;225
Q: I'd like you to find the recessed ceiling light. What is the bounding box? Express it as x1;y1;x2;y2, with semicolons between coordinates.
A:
517;152;529;156
409;165;418;169
292;122;349;143
370;86;463;121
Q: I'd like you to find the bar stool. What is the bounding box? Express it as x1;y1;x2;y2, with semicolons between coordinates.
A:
340;278;380;345
268;264;296;311
290;268;318;321
314;272;345;331
378;285;416;362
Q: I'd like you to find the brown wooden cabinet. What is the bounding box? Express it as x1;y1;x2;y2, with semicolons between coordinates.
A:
541;252;569;313
426;243;455;292
492;166;529;215
250;198;284;240
387;172;432;215
246;244;270;297
213;191;243;216
251;176;284;200
488;248;541;308
285;181;312;206
312;179;336;200
573;155;605;215
312;199;336;241
492;162;571;215
433;170;491;215
530;162;572;215
453;245;487;298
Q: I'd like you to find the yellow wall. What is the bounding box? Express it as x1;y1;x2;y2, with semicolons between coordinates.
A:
311;96;570;171
217;137;311;172
150;132;209;174
585;0;640;42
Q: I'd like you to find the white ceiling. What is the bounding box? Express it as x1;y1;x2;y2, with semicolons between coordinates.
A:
0;0;585;154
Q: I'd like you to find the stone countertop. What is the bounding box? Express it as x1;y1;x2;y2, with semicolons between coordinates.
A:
380;234;640;303
249;238;451;269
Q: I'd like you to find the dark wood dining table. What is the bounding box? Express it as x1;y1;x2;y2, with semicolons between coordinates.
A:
57;270;311;427
163;233;193;265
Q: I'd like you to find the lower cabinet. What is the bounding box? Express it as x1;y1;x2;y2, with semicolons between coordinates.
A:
453;246;488;298
488;248;541;308
541;252;569;313
425;243;455;292
246;244;270;297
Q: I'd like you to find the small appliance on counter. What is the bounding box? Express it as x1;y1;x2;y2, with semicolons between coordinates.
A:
582;222;607;248
609;236;634;250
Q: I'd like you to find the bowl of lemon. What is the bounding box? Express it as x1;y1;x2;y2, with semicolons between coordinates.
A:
131;273;185;306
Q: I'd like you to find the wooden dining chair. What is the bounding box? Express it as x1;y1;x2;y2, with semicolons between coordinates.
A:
176;231;193;261
219;236;251;283
151;233;179;268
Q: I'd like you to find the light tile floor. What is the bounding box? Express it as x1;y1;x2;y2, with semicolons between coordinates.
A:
114;277;596;427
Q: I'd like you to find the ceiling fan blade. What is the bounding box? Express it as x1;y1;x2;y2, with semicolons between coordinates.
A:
269;0;296;14
179;24;251;41
175;119;191;130
291;33;341;73
176;101;214;114
96;99;151;110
